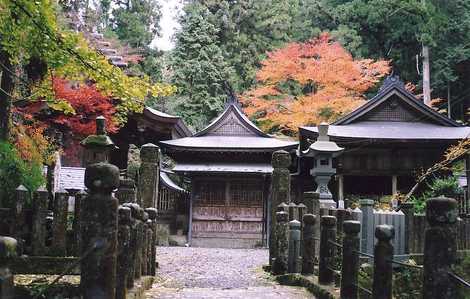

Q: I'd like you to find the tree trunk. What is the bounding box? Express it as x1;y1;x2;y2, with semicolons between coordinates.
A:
0;50;13;141
422;45;431;106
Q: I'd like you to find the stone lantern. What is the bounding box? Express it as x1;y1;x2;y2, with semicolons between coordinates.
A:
80;116;117;167
302;123;344;208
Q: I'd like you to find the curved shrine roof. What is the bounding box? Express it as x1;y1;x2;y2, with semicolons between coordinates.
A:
302;121;470;141
301;75;470;142
160;100;297;152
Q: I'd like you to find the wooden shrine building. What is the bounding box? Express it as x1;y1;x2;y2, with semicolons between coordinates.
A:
160;98;297;248
298;76;470;201
110;107;192;168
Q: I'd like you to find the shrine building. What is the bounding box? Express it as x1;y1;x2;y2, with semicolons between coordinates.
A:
160;97;297;248
297;76;470;202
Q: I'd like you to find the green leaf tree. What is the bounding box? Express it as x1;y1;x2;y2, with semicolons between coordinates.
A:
170;3;234;129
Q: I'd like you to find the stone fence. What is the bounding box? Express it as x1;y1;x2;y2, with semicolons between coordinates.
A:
0;160;158;299
0;119;160;298
270;196;470;299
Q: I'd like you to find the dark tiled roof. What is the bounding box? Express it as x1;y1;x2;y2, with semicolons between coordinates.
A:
302;121;470;140
334;75;460;127
160;100;297;152
161;136;297;151
160;171;187;193
143;107;192;138
173;163;273;174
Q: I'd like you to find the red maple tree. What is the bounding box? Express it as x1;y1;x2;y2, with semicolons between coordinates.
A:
241;33;390;135
51;77;117;136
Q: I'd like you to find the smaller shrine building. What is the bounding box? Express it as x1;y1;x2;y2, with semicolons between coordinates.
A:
160;98;297;248
298;76;470;201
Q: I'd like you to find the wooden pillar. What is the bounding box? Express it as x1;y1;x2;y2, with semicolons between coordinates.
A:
391;175;398;195
466;154;470;203
338;174;344;201
188;180;195;246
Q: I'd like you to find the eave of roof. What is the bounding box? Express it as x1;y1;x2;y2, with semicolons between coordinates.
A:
301;121;470;141
160;171;188;193
173;162;274;174
143;107;192;137
160;136;298;152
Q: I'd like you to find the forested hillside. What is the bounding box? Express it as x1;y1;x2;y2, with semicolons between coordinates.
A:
1;0;470;196
165;0;470;130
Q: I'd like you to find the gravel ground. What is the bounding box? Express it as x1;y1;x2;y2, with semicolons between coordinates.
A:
146;246;313;299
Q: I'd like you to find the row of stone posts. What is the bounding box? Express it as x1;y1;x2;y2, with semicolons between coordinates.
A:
8;184;76;257
79;162;159;299
272;195;460;299
79;118;160;299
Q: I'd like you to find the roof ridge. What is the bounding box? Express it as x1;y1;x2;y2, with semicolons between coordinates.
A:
194;100;269;137
333;77;460;127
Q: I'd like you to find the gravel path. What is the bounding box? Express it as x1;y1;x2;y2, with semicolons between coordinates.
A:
146;246;313;299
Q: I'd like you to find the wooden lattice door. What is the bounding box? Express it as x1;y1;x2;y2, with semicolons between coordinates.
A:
191;178;264;247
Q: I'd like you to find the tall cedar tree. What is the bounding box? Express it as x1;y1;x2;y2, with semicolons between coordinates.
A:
195;0;320;91
241;33;390;136
170;3;234;130
111;0;162;48
314;0;470;121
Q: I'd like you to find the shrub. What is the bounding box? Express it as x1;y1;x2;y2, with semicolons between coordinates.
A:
412;176;463;213
0;142;45;207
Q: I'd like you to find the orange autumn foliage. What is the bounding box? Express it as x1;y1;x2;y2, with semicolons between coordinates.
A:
241;33;390;135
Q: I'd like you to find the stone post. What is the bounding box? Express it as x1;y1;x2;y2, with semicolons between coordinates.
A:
31;187;48;255
277;202;289;213
269;150;291;264
138;144;160;208
302;214;316;274
360;199;374;254
288;220;301;273
0;236;17;299
52;189;68;256
133;205;144;280
336;209;352;238
145;208;158;276
288;202;298;221
146;219;153;275
272;211;289;275
116;206;131;299
80;163;120;299
400;202;414;254
297;203;306;224
372;225;394;299
422;197;458;299
116;178;136;204
340;221;361;299
141;211;149;275
303;191;320;214
304;191;321;257
319;215;336;285
13;185;27;254
123;203;137;289
73;189;86;256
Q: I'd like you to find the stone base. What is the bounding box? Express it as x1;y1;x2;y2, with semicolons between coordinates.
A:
276;273;338;299
156;224;170;246
168;235;187;246
319;200;336;209
127;276;154;299
190;237;263;249
0;268;14;299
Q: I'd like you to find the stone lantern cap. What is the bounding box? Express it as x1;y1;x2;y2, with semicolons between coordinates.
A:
302;123;343;157
80;116;117;149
